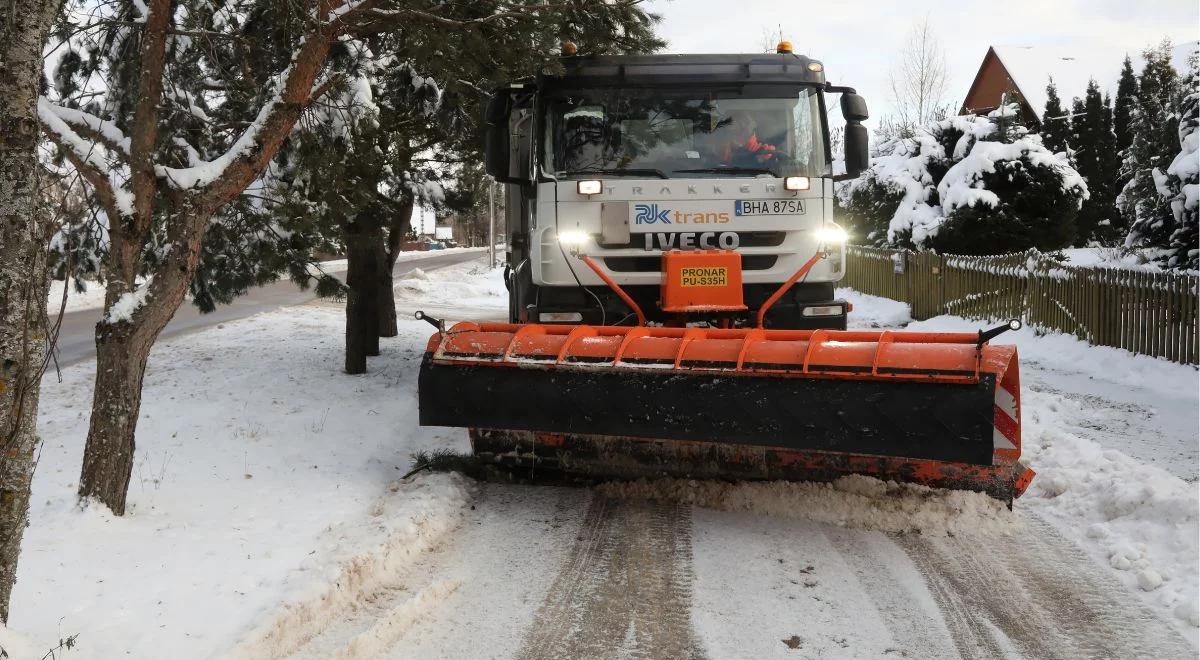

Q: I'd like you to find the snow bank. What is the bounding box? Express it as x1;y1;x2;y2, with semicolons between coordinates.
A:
907;313;1199;638
837;287;912;328
597;475;1016;536
905;314;1196;399
228;474;471;659
393;260;507;311
15;280;484;657
326;579;461;660
1021;395;1199;632
47;277;107;313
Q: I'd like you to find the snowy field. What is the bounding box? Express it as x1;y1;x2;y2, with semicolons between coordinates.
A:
4;256;1197;658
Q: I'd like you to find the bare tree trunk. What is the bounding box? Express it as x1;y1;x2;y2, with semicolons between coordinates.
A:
77;205;212;513
361;233;381;358
377;196;414;338
345;215;380;373
376;238;397;338
360;241;379;360
78;324;151;514
0;0;64;622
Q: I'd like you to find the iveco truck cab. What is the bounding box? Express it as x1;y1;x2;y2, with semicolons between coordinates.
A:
484;42;870;329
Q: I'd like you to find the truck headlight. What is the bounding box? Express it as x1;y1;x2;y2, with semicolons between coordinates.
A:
784;176;810;191
577;180;602;196
816;224;848;244
557;229;590;247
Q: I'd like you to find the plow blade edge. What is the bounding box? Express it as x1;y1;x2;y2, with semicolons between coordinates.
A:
417;323;1034;500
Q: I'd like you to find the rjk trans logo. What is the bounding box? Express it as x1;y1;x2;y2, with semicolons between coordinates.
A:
634;203;672;224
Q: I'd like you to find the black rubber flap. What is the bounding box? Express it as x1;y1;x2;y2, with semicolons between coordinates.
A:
418;357;997;466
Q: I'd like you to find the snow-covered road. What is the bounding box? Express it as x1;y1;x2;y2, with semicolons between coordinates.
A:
48;248;486;366
8;255;1197;659
266;483;1192;659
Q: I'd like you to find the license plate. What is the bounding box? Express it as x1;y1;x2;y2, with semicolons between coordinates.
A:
680;266;728;287
734;199;806;216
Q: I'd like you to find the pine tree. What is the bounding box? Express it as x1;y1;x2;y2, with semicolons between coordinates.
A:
839;104;1088;254
1069;96;1086;147
1122;40;1183;253
934;104;1085;253
1098;92;1124;241
40;0;665;514
1073;79;1122;244
1161;51;1198;270
242;12;666;372
1113;55;1138;155
1041;78;1071;154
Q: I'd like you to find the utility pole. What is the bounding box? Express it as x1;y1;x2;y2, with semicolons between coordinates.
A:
487;179;496;268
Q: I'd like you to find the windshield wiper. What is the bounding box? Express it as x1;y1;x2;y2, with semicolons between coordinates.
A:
673;167;779;177
559;168;669;179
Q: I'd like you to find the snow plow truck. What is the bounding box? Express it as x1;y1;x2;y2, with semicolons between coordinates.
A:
417;43;1035;502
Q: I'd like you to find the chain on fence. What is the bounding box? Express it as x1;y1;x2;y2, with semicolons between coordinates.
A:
843;245;1199;365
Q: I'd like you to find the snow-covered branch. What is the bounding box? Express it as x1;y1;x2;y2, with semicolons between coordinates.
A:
353;2;570;29
37;99;131;159
37;97;135;218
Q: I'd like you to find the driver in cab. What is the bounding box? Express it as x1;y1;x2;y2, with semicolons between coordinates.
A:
716;111;778;167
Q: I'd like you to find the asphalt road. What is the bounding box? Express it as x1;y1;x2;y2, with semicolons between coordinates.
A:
51;249;485;368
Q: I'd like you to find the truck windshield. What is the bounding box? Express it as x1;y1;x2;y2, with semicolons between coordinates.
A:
543;86;830;179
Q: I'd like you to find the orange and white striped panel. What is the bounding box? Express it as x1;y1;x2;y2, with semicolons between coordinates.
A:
992;378;1020;461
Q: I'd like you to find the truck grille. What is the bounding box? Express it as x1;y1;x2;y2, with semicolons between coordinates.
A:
603;255;778;272
597;231;786;249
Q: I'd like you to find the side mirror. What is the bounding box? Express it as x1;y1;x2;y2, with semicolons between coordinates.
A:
483;94;511;179
840;93;869;122
840;93;869;178
844;123;869;177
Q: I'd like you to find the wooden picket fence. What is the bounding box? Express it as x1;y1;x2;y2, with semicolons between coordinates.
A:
843;245;1200;365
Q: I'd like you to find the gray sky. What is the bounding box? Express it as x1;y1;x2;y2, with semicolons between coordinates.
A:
646;0;1198;124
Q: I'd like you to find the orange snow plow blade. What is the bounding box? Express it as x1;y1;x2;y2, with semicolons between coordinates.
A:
418;323;1034;501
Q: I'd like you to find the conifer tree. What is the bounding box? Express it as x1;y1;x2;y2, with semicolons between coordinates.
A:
1122;40;1182;253
1113;55;1138;155
1069;96;1086;149
1074;79;1122;244
40;0;664;514
1041;78;1071;154
839;103;1087;254
1157;50;1198;270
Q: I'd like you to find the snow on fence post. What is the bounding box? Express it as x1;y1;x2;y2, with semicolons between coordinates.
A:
844;245;1200;365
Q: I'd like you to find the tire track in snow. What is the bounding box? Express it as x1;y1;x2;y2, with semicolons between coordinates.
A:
272;483;585;659
823;529;961;659
898;512;1193;659
518;494;705;659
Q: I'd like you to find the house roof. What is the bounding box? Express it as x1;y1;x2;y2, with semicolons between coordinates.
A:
966;41;1198;121
992;46;1093;121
